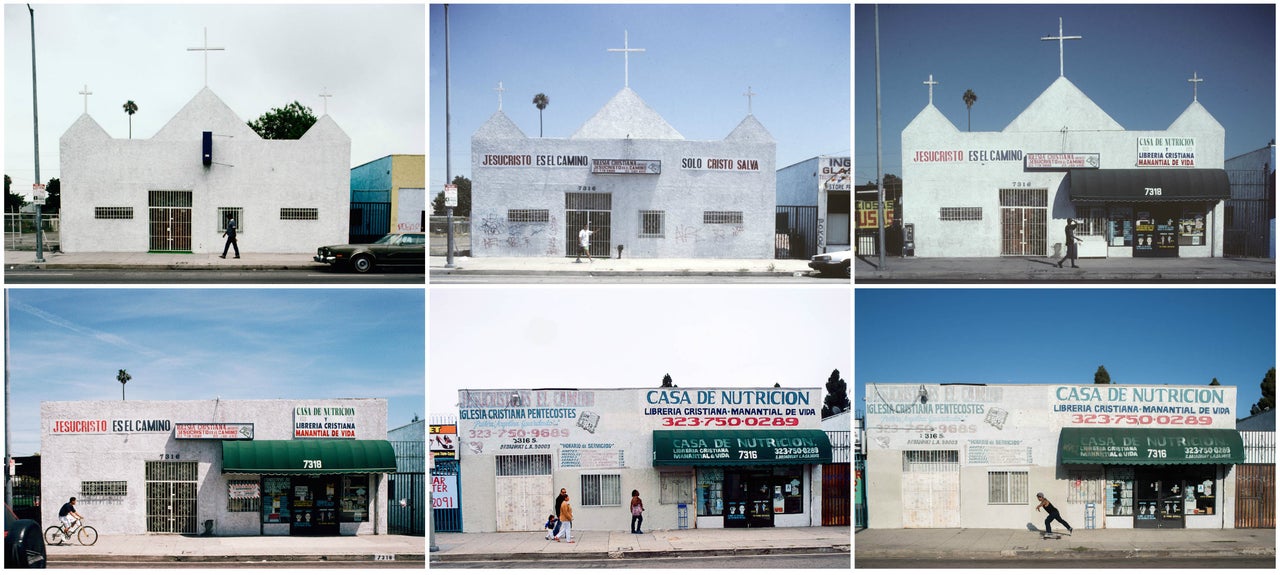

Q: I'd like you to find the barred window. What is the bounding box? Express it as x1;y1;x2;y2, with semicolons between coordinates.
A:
508;209;550;223
81;480;128;497
640;210;665;238
703;211;744;224
581;474;622;506
218;207;244;233
227;480;260;512
659;472;693;504
988;471;1029;504
1066;469;1104;504
939;207;982;221
1075;207;1107;236
999;189;1048;208
280;208;319;220
94;207;134;220
496;454;552;476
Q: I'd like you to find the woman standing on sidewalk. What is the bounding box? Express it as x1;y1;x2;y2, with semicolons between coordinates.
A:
556;494;574;543
630;490;645;534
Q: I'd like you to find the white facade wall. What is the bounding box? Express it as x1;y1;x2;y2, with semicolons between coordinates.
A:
40;398;388;536
902;79;1226;258
457;387;826;533
60;88;350;253
396;188;426;233
864;383;1240;530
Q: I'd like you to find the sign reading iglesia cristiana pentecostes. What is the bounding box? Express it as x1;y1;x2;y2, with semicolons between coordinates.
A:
1136;137;1196;167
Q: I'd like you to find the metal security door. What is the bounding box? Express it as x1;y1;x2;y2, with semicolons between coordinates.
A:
350;202;391;244
1236;464;1275;528
776;206;818;259
1000;189;1047;256
822;463;851;526
145;461;198;534
431;459;462;532
148;190;193;252
495;454;552;532
565;193;611;258
901;450;960;528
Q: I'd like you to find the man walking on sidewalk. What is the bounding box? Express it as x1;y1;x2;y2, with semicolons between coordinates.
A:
1035;492;1072;535
220;216;241;259
576;224;594;263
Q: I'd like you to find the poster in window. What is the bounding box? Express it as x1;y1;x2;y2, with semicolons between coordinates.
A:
1179;212;1205;246
341;476;370;522
262;477;291;524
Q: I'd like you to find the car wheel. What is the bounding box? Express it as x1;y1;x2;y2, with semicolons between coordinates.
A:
350;254;374;273
843;260;851;278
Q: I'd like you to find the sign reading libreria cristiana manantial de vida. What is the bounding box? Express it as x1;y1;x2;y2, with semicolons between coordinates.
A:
293;406;358;438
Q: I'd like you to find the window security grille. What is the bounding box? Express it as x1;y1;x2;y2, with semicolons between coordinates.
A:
94;207;134;220
902;450;960;472
988;471;1029;504
940;207;982;221
149;190;193;208
1066;470;1104;503
508;209;550;223
81;481;128;497
280;208;319;220
581;474;622;506
565;193;612;211
659;473;693;504
218;207;244;232
1076;207;1107;236
639;210;665;238
145;461;198;534
703;211;744;225
495;454;552;477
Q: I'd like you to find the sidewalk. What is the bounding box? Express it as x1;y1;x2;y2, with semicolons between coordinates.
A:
855;256;1275;283
855;528;1276;561
430;256;823;278
5;250;324;271
44;533;425;563
431;526;851;562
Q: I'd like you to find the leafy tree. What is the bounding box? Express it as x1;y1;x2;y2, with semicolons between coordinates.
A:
122;100;138;139
1250;367;1276;415
773;382;780;388
962;89;978;131
5;175;26;213
41;178;60;214
532;93;549;137
247;101;317;140
431;175;472;217
660;373;676;388
117;369;132;401
1094;365;1111;385
1209;378;1221;386
821;369;851;418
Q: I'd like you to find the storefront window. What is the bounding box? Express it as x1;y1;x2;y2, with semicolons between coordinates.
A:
769;466;804;514
1105;467;1134;516
261;477;291;524
696;468;724;517
1108;207;1133;247
1178;210;1206;246
227;480;260;512
339;475;370;522
1185;466;1216;516
1076;207;1107;236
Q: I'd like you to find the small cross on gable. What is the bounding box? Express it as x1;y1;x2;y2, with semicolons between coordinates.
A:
1187;71;1204;102
79;84;93;114
923;74;939;105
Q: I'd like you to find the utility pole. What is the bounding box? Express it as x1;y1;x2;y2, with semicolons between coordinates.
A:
5;292;11;510
30;4;45;263
875;5;886;270
443;4;456;269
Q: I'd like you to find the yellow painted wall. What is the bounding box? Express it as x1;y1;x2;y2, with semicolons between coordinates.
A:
390;155;425;229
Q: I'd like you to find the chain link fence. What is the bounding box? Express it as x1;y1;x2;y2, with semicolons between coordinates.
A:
5;213;61;251
429;215;470;257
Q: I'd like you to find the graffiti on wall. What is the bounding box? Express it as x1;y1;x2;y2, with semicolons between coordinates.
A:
477;211;560;255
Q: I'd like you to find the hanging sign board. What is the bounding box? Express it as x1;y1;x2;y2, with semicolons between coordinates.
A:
444;184;458;208
175;423;254;440
592;159;661;174
1025;153;1100;169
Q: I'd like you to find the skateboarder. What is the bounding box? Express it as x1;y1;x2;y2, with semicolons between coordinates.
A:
1035;492;1073;536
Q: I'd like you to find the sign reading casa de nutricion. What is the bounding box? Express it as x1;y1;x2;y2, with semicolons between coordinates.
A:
294;406;358;438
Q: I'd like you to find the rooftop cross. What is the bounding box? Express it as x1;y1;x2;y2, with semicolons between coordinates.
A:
607;30;646;88
319;88;332;115
494;81;506;111
922;74;938;105
78;84;93;114
1187;71;1204;102
1040;17;1082;77
743;86;757;114
186;27;225;88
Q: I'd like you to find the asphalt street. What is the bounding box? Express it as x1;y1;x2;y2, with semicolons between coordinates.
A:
433;552;851;569
52;560;421;569
856;557;1274;569
5;269;425;284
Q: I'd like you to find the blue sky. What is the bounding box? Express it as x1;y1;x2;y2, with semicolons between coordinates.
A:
429;3;851;190
855;289;1276;420
854;4;1276;184
5;289;425;456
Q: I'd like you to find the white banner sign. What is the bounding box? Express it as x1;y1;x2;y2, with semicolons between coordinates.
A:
1025;153;1100;169
1137;137;1195;167
294;406;357;439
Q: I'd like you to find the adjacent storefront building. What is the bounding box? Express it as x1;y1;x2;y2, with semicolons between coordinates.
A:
456;387;832;532
863;383;1245;529
41;399;394;536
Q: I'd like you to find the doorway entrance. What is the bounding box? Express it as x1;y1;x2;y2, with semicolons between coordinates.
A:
1134;468;1185;528
148;190;193;253
145;461;198;534
999;189;1047;256
289;477;341;535
565;192;611;258
723;470;774;528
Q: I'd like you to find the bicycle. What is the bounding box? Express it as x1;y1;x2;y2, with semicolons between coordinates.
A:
44;517;98;546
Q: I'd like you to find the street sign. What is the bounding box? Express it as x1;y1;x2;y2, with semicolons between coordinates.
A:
32;183;46;205
444;184;458;208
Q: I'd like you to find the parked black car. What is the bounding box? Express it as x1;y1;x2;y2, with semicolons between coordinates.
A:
314;232;426;273
5;504;45;568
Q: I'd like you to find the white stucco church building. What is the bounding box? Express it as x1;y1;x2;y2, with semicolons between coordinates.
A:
902;18;1229;259
58;37;350;254
471;32;776;259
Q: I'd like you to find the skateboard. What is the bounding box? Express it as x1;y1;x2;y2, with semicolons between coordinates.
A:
1041;531;1070;540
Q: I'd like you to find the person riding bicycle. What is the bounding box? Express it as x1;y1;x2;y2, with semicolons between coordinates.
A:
58;497;84;536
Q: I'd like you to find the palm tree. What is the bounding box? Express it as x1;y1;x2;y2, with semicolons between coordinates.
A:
962;89;977;132
532;93;549;137
122;100;138;139
117;369;132;401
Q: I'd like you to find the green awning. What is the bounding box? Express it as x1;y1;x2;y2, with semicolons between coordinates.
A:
1058;428;1244;465
1069;169;1231;202
222;440;396;475
652;430;833;467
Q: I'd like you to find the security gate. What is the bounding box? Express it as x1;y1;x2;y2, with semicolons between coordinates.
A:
149;190;193;252
776;206;818;259
1235;464;1275;528
431;459;462;532
145;461;198;534
495;454;552;532
822;463;850;526
565;192;611;258
1000;189;1047;256
901;450;960;528
351;202;391;244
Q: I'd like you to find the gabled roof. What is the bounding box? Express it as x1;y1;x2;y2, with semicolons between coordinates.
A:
299;115;350;143
472;110;528;140
152;87;261;142
903;103;959;135
1167;100;1225;134
59;113;112;144
1004;76;1123;133
725;114;774;143
570;87;683;140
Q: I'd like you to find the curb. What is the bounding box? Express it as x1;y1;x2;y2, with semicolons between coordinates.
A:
857;548;1274;561
430;268;818;278
430;545;849;562
7;263;331;272
51;553;426;563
